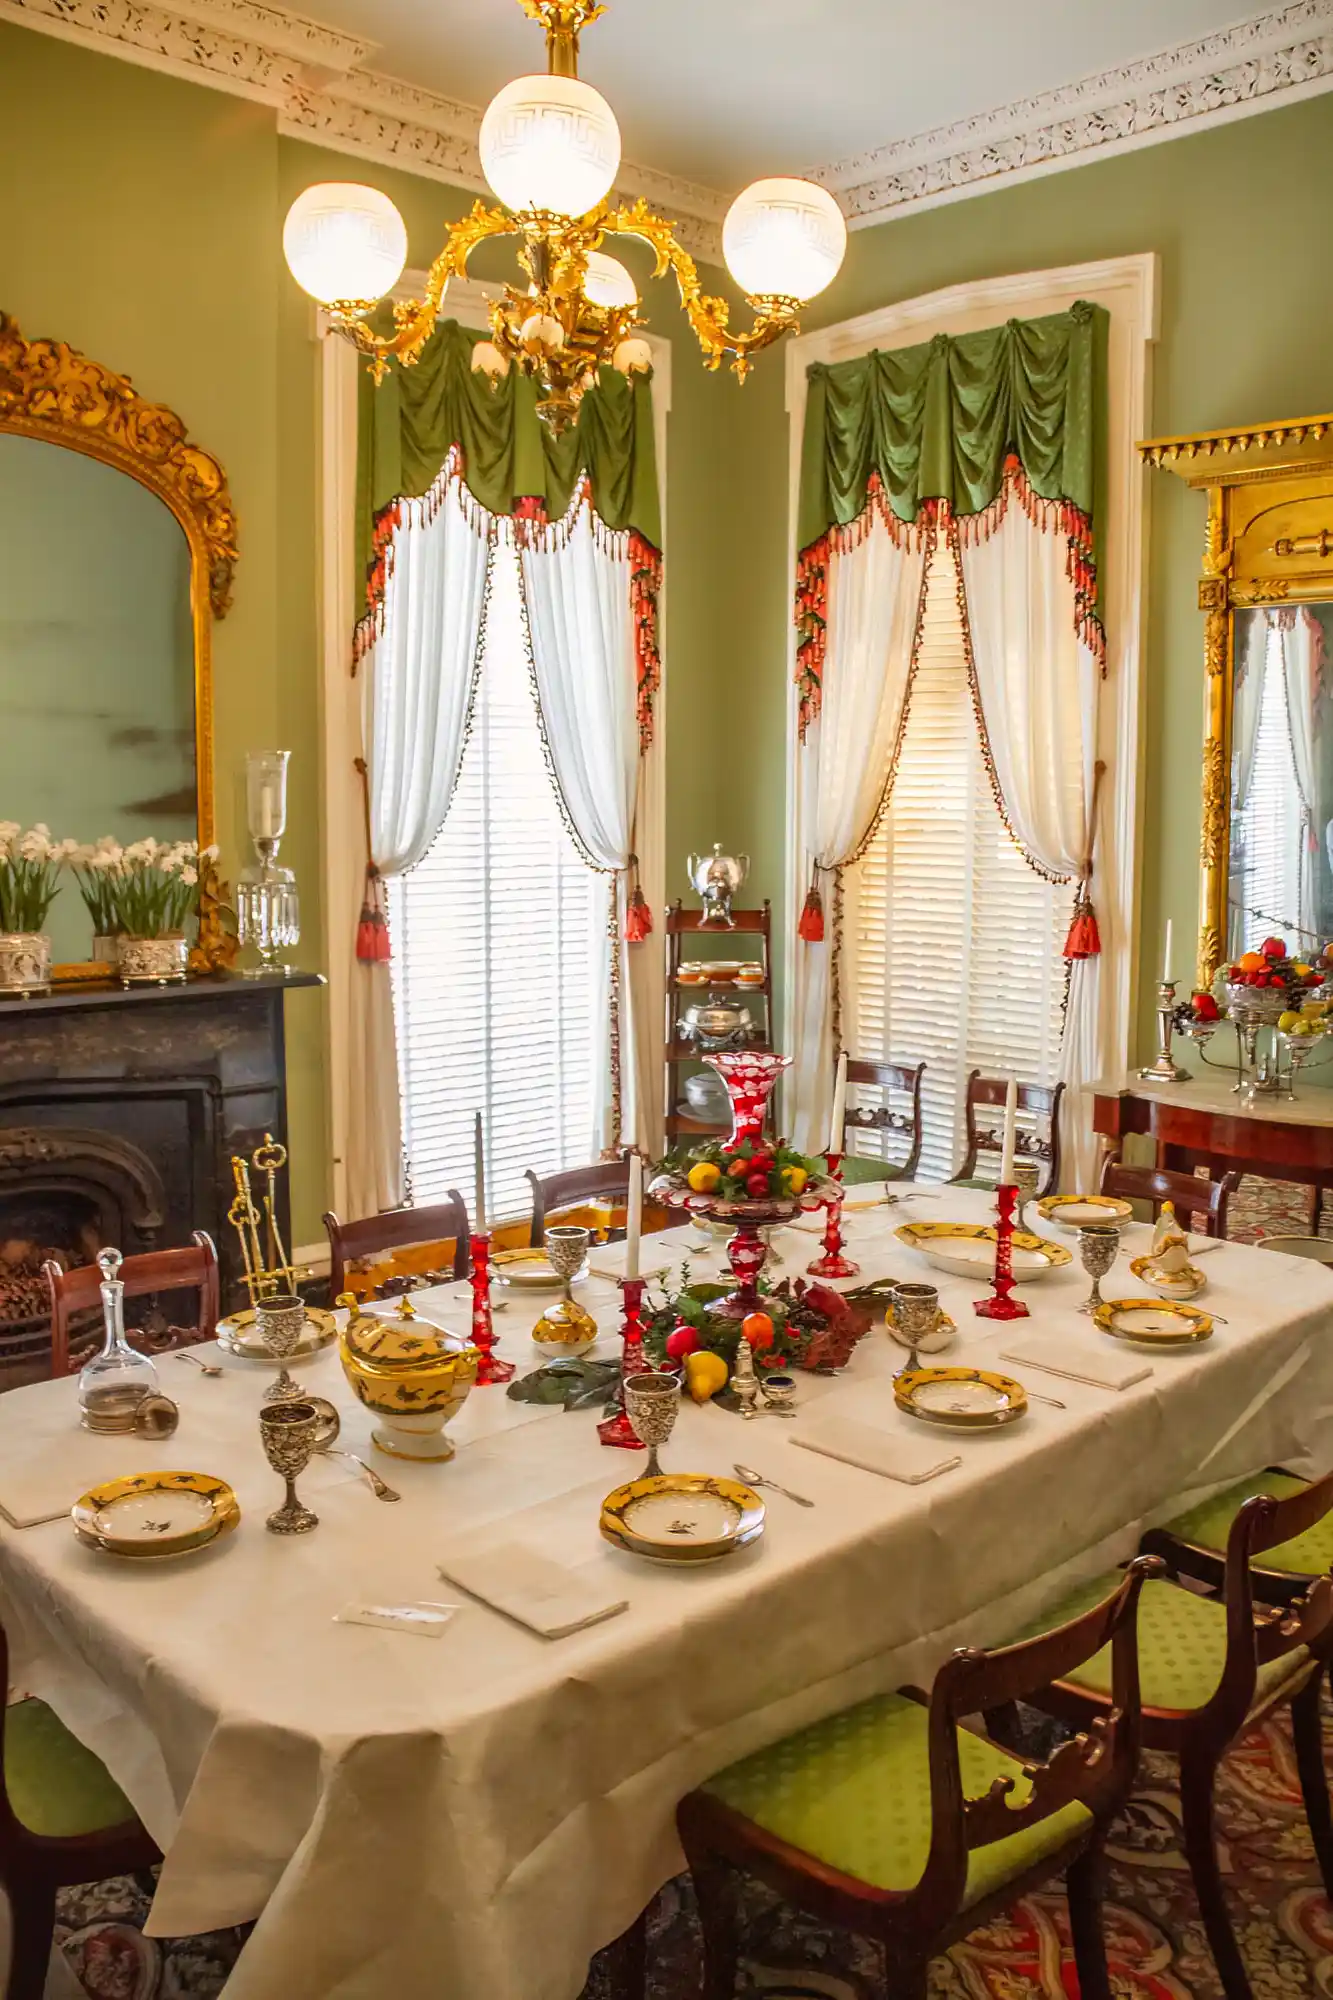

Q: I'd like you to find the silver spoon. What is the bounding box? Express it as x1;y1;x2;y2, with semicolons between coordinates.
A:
318;1446;400;1502
1023;1388;1067;1410
176;1351;223;1378
733;1461;815;1508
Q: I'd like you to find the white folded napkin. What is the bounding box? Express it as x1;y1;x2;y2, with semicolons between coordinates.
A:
999;1332;1152;1392
789;1414;960;1484
437;1543;628;1639
0;1432;175;1529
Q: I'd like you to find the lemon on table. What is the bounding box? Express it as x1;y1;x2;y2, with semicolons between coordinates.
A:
782;1165;808;1194
685;1350;729;1403
687;1160;722;1193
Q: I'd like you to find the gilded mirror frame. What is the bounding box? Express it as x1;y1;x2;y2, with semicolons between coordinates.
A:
0;312;238;971
1140;414;1333;987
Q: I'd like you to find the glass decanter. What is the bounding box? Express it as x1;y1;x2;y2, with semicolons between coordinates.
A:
237;750;301;976
78;1249;159;1432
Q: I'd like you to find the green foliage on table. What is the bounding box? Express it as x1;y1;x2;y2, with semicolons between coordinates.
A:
639;1267;872;1376
507;1355;623;1411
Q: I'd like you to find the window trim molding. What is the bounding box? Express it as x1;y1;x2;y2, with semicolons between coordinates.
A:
316;280;671;1213
781;253;1160;1103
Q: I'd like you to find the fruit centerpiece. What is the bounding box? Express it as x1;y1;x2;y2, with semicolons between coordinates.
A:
640;1270;873;1398
1180;935;1333;1097
648;1051;838;1318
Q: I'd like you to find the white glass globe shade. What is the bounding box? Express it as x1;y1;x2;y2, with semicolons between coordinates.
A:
283;183;408;305
613;336;653;376
722;178;847;303
479;74;621;218
583;251;637;311
471;340;510;381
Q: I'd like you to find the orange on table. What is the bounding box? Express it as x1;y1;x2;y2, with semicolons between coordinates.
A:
741;1311;775;1350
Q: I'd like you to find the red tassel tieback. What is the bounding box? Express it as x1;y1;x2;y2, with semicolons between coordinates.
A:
798;876;826;944
356;865;391;964
622;856;653;944
1063;888;1101;960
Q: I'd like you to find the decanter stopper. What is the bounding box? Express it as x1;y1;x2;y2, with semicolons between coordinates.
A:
79;1244;159;1433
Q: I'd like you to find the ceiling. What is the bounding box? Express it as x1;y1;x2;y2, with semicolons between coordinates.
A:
298;0;1262;190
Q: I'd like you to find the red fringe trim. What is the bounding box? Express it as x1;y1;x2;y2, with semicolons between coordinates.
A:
356;865;392;963
952;456;1107;674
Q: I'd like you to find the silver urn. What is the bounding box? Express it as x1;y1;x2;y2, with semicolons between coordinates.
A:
687;845;749;928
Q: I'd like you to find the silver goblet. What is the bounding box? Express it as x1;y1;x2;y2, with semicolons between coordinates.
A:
256;1290;308;1402
259;1398;324;1534
544;1225;590;1300
889;1281;940;1373
1012;1160;1041;1234
623;1371;681;1477
1078;1223;1121;1314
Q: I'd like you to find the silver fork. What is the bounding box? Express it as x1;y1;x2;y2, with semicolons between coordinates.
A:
319;1446;401;1501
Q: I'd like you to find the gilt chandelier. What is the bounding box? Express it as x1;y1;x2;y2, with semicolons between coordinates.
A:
282;0;847;431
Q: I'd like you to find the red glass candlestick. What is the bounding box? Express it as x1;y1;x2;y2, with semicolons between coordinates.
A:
468;1233;515;1382
807;1151;859;1278
974;1184;1030;1320
599;1275;648;1448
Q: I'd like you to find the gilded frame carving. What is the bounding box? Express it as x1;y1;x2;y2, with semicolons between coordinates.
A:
0;310;237;857
1139;415;1333;988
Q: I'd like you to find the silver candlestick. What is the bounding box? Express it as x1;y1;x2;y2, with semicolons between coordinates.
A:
1138;979;1189;1082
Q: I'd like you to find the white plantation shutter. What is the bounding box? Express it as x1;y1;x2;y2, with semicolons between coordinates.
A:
843;540;1073;1181
388;545;601;1225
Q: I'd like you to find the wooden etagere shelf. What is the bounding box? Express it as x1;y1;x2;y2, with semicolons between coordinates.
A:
664;900;772;1143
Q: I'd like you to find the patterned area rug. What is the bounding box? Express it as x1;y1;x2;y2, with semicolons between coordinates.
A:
49;1693;1333;1997
49;1172;1328;1999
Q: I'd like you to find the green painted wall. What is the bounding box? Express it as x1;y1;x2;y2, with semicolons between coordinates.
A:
728;90;1333;1062
0;19;762;1234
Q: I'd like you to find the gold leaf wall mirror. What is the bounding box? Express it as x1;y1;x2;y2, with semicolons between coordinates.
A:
0;312;238;976
1140;415;1333;986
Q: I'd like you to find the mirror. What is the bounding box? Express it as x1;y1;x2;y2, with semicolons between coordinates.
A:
1228;603;1333;959
0;311;237;971
0;435;197;961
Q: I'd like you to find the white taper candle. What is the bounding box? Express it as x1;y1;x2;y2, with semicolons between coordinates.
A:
473;1110;486;1237
625;1153;642;1281
1162;918;1174;986
828;1050;848;1156
1000;1076;1018;1185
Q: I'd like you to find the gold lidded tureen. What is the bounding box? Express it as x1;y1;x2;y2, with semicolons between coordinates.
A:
337;1292;479;1461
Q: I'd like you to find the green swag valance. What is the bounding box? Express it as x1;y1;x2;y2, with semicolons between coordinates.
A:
355;316;661;577
354;317;663;745
797;299;1106;547
794;300;1107;733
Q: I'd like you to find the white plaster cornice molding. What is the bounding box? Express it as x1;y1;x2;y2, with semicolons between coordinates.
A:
817;0;1333;225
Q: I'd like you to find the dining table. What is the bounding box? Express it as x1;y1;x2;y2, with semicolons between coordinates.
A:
1;1185;1332;2000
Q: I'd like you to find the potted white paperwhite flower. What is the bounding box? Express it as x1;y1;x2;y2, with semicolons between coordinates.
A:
72;836;130;964
0;823;78;996
99;838;208;986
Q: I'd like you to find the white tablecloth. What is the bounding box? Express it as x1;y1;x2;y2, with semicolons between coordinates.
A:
2;1190;1333;2000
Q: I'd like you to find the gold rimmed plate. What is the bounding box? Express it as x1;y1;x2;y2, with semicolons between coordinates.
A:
72;1470;240;1559
1128;1254;1208;1301
492;1248;588;1291
217;1306;337;1360
1037;1194;1134;1231
600;1473;765;1565
895;1222;1072;1282
1092;1299;1214;1346
894;1367;1028;1429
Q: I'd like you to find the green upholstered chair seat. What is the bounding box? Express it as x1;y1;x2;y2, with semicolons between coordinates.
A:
5;1697;135;1838
840;1155;910;1187
703;1691;1090;1909
1162;1471;1333;1575
1018;1573;1309;1714
951;1176;997;1192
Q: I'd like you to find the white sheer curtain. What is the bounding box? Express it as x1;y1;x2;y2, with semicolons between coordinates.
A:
792;520;929;1150
957;500;1102;1189
349;471;492;1215
517;501;648;1154
1232;611;1269;816
1280;607;1321;934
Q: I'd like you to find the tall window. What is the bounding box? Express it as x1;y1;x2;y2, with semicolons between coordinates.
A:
843;540;1073;1180
1229;620;1306;955
388;541;602;1223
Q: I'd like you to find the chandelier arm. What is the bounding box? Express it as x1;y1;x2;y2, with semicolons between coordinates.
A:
602;202;801;379
331;201;521;379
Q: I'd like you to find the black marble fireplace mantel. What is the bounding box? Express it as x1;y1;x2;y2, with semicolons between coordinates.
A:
0;971;323;1315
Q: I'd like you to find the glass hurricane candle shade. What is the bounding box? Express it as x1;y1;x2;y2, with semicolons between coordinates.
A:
246;752;290;843
239;752;300;975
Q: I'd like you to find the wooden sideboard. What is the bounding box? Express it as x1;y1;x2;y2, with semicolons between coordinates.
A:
1091;1073;1333;1205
